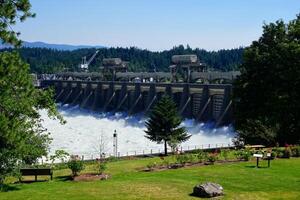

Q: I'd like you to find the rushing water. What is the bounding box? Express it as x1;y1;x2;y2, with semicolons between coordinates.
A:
41;105;235;159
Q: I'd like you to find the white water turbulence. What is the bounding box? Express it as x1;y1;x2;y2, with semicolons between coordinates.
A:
41;105;236;159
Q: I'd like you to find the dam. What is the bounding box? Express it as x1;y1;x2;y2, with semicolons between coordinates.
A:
40;55;239;126
41;81;233;126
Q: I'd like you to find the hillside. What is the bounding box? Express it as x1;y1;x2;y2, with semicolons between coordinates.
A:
1;45;243;73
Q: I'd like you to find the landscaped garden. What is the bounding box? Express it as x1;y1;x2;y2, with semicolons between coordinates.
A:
1;147;300;200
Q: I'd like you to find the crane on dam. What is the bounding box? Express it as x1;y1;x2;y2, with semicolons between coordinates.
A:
80;50;99;71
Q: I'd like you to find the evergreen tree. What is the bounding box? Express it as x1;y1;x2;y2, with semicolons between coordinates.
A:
233;13;300;145
145;95;190;155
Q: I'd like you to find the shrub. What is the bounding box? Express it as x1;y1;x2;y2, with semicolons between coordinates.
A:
270;151;277;159
283;147;292;158
206;153;218;164
162;159;170;167
276;150;285;158
291;146;300;157
146;162;157;170
98;162;107;174
220;149;230;161
235;149;251;161
175;154;190;165
67;159;85;177
197;151;208;163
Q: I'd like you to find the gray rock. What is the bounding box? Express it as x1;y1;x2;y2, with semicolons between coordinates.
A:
193;182;224;198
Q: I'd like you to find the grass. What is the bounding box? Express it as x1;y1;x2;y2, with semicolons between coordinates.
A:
0;157;300;200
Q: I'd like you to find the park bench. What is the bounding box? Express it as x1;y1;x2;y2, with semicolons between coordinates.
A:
20;168;53;182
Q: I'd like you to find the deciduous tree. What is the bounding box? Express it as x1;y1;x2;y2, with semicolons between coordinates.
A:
234;14;300;145
0;0;63;185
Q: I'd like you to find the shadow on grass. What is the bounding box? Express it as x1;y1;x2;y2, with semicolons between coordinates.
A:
188;193;198;198
0;184;20;192
20;180;49;184
55;175;73;182
245;165;270;169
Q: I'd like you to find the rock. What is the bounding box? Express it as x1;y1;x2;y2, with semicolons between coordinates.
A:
193;182;224;198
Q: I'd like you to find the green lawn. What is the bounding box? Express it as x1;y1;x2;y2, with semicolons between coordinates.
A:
1;157;300;200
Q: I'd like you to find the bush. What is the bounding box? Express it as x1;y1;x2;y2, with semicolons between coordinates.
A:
270;151;277;159
291;146;300;157
98;162;107;174
67;159;85;177
220;149;230;161
146;162;157;170
175;154;190;165
162;159;170;167
206;153;218;164
283;147;292;158
197;151;208;163
235;149;251;161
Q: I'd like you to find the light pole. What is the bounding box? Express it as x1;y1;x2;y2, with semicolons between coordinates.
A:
113;130;118;157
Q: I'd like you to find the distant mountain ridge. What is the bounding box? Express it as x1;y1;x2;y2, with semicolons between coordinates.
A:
0;41;105;51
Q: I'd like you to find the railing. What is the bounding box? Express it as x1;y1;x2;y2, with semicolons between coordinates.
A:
68;143;235;161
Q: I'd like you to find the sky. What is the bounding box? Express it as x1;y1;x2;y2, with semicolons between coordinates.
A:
15;0;300;51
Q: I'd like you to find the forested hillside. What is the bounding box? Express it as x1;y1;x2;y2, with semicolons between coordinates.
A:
1;45;243;73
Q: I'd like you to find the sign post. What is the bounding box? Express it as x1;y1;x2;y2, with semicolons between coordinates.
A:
253;154;263;168
266;153;271;167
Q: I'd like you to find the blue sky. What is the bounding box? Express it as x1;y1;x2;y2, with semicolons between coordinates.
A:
15;0;300;51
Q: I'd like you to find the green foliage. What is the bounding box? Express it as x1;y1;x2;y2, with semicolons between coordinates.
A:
0;0;35;47
197;150;208;162
291;146;300;157
234;13;300;145
98;162;107;175
220;149;230;161
235;149;251;161
145;95;190;155
283;147;292;158
206;153;218;164
67;159;84;177
175;154;191;165
50;150;69;165
0;0;63;185
146;162;157;170
0;51;63;184
235;119;278;146
0;46;244;73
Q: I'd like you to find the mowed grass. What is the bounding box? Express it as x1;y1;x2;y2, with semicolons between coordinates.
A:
1;157;300;200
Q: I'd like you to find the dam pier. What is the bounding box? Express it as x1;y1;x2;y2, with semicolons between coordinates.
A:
39;55;239;126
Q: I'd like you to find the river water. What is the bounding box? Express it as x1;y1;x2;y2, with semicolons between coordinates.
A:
41;105;235;159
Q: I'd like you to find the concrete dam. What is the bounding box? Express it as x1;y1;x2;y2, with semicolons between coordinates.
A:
39;54;238;126
41;80;233;126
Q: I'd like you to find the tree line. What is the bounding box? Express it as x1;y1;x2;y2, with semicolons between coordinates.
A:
1;45;243;73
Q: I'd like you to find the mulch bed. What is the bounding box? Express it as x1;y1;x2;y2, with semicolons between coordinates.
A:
141;159;246;172
73;173;110;182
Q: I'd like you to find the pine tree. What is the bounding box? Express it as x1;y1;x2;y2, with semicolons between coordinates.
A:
145;95;190;155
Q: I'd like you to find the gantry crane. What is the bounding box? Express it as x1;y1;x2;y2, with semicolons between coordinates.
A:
80;50;99;71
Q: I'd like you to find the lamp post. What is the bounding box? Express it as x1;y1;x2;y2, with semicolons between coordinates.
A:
113;130;118;157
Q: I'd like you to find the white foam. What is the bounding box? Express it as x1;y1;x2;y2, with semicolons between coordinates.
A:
41;105;235;159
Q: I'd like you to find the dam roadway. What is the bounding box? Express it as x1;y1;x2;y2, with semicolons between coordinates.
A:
41;80;233;126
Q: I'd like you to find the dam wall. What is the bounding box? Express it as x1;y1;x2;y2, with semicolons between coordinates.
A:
41;80;233;126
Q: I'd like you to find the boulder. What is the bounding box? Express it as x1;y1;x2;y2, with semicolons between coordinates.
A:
193;182;224;198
